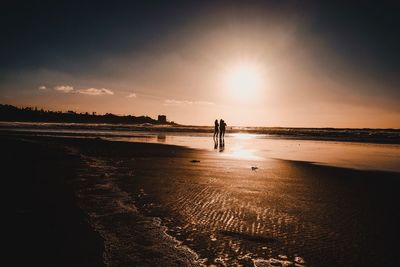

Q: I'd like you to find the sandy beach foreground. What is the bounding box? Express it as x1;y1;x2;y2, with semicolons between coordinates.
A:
4;133;400;267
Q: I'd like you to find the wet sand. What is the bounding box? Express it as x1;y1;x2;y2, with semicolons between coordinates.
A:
4;133;400;266
4;136;105;266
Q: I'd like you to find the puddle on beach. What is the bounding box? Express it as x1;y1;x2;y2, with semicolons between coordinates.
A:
109;133;400;173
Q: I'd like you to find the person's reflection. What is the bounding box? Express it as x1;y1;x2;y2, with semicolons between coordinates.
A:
219;138;225;152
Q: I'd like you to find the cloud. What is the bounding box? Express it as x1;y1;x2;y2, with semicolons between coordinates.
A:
38;85;47;90
164;99;193;105
52;85;114;96
164;99;214;106
127;93;137;98
193;101;215;105
78;88;114;96
54;85;74;93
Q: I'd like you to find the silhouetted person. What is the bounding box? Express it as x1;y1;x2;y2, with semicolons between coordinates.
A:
219;119;223;139
222;120;227;137
219;119;226;139
213;119;219;139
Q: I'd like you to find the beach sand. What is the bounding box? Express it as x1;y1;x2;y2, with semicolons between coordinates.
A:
4;133;400;266
4;136;105;266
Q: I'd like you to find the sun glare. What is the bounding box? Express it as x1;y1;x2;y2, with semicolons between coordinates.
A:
225;63;262;98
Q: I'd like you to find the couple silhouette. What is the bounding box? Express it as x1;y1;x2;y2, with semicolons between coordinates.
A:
213;119;226;151
213;119;226;139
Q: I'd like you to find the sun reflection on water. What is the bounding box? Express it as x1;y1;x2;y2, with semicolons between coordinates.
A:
226;146;261;160
231;133;260;140
222;133;263;160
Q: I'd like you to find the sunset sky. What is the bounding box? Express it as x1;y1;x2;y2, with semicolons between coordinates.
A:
1;1;399;127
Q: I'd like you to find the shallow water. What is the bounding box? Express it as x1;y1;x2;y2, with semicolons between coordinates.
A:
113;133;400;172
2;122;399;172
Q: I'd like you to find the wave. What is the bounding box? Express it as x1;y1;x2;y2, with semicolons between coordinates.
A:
1;121;399;144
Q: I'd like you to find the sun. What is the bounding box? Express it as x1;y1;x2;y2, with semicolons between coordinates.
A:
225;63;262;98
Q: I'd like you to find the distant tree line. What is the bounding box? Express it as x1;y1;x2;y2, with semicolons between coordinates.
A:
0;104;170;124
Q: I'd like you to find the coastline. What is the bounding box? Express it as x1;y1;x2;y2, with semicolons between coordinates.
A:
1;121;400;144
4;133;400;266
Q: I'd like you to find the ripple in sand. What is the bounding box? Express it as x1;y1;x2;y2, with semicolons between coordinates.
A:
253;256;306;267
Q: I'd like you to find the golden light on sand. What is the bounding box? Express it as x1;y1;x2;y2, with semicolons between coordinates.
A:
225;63;263;98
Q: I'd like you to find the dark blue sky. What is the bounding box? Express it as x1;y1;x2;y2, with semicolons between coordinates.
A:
2;1;399;78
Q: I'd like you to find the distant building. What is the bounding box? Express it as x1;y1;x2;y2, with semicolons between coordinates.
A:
158;115;167;123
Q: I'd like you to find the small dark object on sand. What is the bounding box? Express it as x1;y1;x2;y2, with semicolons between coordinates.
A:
190;160;200;163
251;166;258;171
